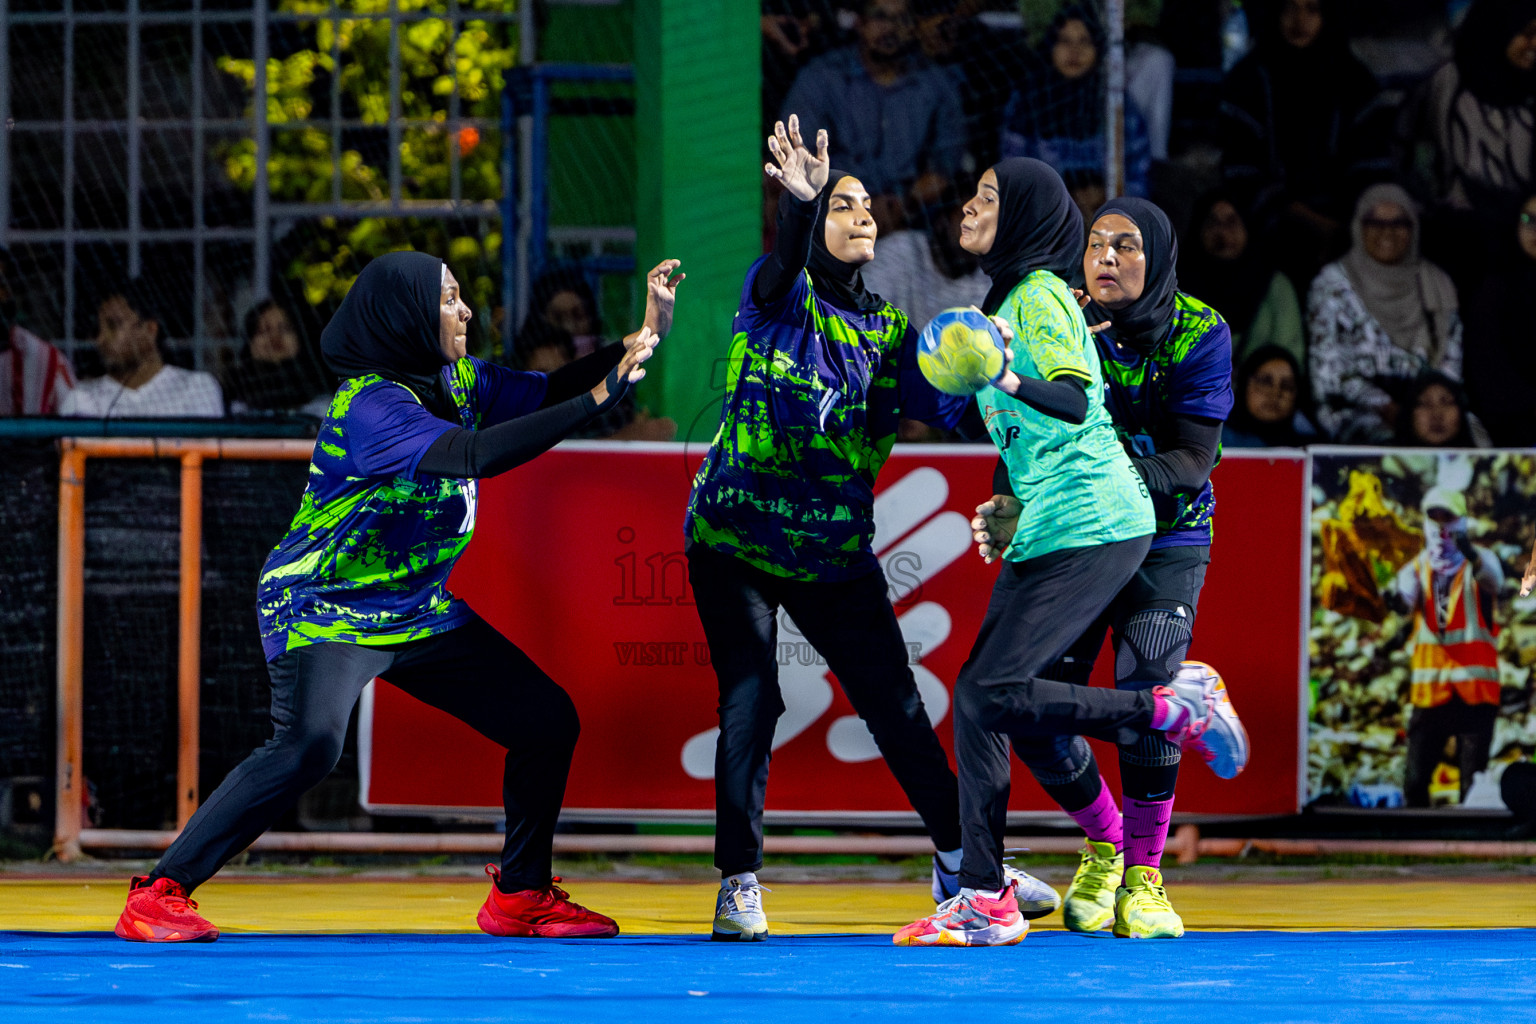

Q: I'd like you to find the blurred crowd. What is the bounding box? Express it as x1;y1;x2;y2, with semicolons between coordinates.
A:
0;246;675;439
764;0;1536;450
5;0;1536;454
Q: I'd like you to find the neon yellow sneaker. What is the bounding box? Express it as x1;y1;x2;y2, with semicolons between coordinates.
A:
1062;840;1122;933
1113;865;1184;938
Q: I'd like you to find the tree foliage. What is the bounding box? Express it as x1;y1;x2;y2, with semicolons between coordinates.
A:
216;0;517;345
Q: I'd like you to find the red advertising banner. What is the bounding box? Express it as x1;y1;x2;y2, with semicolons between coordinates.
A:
360;444;1306;820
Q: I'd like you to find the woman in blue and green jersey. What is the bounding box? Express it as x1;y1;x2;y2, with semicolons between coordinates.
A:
1014;197;1238;940
896;159;1246;948
115;250;681;944
686;116;1067;942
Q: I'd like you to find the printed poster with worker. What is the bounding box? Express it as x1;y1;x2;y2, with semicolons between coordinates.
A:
1309;449;1536;814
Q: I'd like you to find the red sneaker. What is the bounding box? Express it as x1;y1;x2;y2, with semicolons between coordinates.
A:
476;865;619;938
115;875;220;943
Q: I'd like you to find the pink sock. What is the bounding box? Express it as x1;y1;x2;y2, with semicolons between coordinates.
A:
1065;783;1123;852
1149;689;1187;731
1123;796;1175;871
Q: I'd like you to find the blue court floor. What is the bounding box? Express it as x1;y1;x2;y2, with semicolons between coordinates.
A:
3;930;1534;1024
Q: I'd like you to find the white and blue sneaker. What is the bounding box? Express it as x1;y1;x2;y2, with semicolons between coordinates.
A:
1163;660;1249;779
932;854;1061;920
711;877;770;941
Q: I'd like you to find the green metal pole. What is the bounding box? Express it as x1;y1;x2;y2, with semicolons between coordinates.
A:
633;0;760;440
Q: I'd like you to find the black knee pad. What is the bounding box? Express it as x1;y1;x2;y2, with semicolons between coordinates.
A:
1120;730;1181;768
1015;734;1095;785
1114;606;1193;690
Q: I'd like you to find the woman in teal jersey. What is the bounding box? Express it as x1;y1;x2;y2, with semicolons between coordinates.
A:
1018;197;1238;940
896;159;1246;948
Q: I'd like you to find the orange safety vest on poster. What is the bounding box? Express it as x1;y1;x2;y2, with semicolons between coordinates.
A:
1409;559;1500;708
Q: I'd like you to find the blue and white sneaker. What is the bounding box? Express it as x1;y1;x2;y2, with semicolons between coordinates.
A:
711;878;770;941
1163;660;1249;779
932;854;1061;920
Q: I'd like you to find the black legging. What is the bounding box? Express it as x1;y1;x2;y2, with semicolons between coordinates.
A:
687;544;963;877
154;612;578;893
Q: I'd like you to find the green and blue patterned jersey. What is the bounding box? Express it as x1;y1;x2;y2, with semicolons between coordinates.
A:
1095;291;1234;548
256;356;547;660
685;258;965;581
979;270;1154;562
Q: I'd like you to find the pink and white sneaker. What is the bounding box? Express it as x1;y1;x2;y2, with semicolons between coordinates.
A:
894;882;1027;946
1158;660;1249;779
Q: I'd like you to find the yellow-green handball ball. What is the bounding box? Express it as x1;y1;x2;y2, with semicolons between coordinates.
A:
916;308;1006;396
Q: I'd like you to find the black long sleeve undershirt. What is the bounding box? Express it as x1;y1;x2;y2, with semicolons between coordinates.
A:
541;343;624;407
1011;374;1087;424
752;194;817;306
1130;414;1223;499
416;366;630;479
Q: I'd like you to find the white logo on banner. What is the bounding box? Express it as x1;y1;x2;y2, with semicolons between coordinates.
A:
680;466;972;778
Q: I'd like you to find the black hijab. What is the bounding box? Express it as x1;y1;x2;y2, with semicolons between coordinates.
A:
1228;344;1310;447
225;301;333;412
1178;190;1272;338
779;168;883;313
321;251;446;400
1083;196;1179;352
978;158;1084;315
1455;0;1536;108
1005;6;1107;142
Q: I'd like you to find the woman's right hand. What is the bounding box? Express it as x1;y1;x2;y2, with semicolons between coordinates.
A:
764;114;829;202
972;494;1022;564
592;326;658;406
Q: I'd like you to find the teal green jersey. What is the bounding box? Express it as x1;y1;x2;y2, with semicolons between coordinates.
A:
978;270;1154;562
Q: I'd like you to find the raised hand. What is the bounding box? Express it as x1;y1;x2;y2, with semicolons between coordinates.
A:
642;258;685;340
972;494;1022;564
764;114;830;202
593;326;658;407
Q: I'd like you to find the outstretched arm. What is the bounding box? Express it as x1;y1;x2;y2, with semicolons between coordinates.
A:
753;115;831;306
419;329;659;478
540;260;684;407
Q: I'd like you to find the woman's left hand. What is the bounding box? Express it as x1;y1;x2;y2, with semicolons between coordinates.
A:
642;259;686;340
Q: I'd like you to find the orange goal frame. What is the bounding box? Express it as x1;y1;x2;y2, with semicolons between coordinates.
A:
52;437;315;861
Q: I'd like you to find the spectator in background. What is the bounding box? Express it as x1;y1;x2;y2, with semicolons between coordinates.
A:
761;1;839;140
861;178;988;332
1000;6;1153;197
1401;0;1536;297
0;244;74;415
521;266;606;359
515;321;677;442
221;299;332;418
1221;345;1319;448
1220;0;1387;287
1464;192;1536;446
1125;0;1177;161
1308;184;1461;443
782;0;966;232
912;0;1034;175
1179;190;1305;367
59;280;223;418
1394;371;1490;448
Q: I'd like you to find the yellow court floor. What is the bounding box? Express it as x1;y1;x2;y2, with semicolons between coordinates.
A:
5;877;1535;934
